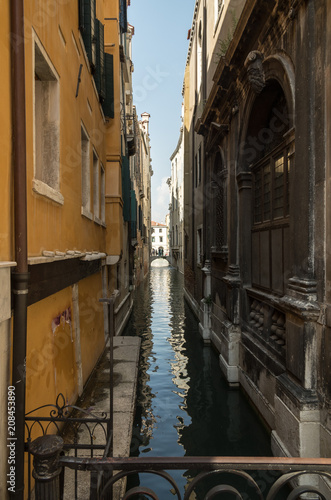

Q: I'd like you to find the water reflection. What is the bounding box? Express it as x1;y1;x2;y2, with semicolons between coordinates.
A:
125;268;274;499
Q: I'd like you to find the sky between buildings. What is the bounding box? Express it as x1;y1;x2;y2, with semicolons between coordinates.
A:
128;0;196;224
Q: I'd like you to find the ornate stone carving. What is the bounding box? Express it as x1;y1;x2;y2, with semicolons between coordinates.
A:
244;51;265;94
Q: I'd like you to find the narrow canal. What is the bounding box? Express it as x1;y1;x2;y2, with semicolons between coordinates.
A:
123;266;276;499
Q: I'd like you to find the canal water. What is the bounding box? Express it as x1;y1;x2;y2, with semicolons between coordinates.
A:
123;266;277;499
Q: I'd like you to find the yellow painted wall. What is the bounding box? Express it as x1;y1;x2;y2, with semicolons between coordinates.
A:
0;3;13;262
26;274;106;413
78;272;105;384
103;1;125;260
23;0;108;256
26;287;77;414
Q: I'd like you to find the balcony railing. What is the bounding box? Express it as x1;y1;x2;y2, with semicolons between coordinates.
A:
28;443;331;500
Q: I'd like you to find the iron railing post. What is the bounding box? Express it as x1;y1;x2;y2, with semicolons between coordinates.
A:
29;435;64;500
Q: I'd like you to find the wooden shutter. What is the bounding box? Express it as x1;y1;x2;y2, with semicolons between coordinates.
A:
102;53;114;118
122;156;131;222
94;20;105;101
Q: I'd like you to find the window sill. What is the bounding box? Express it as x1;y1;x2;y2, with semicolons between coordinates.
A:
94;215;106;227
32;179;64;205
81;207;93;221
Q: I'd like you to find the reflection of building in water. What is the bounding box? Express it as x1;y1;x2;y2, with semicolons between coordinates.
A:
127;276;155;454
131;268;173;452
167;274;192;443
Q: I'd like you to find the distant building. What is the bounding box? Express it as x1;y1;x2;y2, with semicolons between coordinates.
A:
151;221;169;256
169;115;184;273
130;109;153;286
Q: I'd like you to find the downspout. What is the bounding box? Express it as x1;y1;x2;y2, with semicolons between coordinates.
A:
10;1;29;499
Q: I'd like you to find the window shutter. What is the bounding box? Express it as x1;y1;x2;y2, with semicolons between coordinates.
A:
103;53;114;118
94;20;105;101
78;0;85;31
131;190;137;239
81;0;96;71
119;0;127;33
122;156;131;222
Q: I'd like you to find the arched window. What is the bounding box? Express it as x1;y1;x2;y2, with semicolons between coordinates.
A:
245;80;293;295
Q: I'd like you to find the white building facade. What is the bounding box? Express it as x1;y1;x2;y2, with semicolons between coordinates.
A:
151;221;169;256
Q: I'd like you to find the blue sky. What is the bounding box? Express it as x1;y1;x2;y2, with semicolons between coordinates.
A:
128;0;196;224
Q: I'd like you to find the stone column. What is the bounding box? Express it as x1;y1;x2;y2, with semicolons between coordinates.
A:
272;0;323;461
236;171;252;288
199;260;212;342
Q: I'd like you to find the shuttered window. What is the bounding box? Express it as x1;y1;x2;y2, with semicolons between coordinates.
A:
119;0;127;33
131;190;137;239
79;1;114;116
94;20;105;101
102;54;114;118
79;0;97;71
122;156;131;222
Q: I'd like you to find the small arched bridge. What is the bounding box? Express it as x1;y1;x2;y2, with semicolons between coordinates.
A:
150;256;172;265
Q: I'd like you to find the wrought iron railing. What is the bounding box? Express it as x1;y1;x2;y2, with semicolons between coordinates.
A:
25;295;331;499
25;392;113;500
28;449;331;499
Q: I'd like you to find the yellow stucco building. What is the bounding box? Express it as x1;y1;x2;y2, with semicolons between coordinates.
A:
0;1;151;498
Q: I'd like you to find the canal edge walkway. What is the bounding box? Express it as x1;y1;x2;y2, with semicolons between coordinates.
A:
63;336;141;499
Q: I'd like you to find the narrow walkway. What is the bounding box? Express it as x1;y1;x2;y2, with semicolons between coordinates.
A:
63;336;141;499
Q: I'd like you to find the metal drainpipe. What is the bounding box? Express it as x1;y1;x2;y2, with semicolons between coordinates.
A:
10;1;29;499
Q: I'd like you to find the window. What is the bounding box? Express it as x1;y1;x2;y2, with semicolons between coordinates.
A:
33;39;62;204
79;0;97;71
93;150;100;221
159;236;163;243
212;151;227;251
159;229;162;233
197;146;202;185
81;125;91;218
119;0;128;33
249;81;292;295
253;152;290;224
195;147;202;187
197;228;202;264
103;53;114;118
197;20;202;91
151;228;155;234
94;20;105;100
214;0;224;26
100;164;105;223
152;237;155;243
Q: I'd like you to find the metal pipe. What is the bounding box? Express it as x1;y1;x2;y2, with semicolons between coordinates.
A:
10;0;29;499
